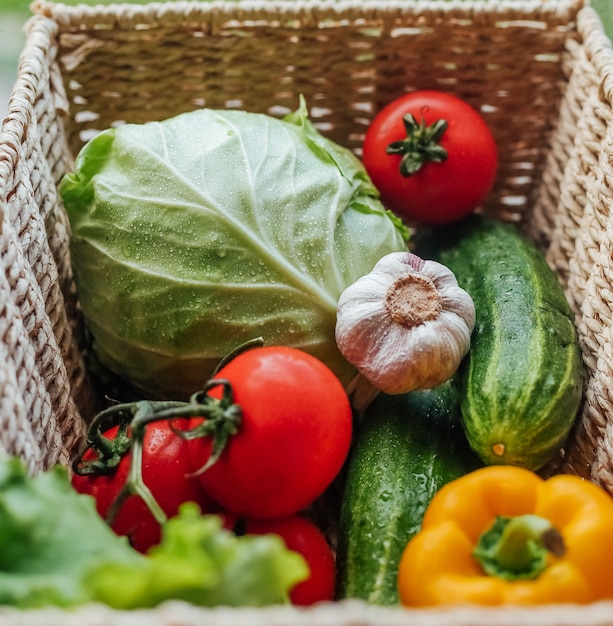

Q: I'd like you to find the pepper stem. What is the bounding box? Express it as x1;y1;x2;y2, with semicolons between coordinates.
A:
473;514;565;581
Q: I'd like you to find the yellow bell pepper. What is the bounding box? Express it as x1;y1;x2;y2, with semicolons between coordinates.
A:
398;465;613;606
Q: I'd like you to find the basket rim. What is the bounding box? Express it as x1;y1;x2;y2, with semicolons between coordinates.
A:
30;0;586;29
3;596;613;625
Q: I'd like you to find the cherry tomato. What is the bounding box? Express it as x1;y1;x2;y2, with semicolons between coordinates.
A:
72;420;218;553
362;90;498;225
241;515;336;606
186;346;353;519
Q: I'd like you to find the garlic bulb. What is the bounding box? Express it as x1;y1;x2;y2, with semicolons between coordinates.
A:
335;251;475;395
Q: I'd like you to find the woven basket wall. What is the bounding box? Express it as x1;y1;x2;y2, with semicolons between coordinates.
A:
2;0;613;623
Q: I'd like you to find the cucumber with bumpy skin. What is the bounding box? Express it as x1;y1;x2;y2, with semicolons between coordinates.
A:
414;215;583;471
335;381;481;605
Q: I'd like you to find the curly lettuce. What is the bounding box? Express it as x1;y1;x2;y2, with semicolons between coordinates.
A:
0;458;306;609
88;504;307;609
0;458;141;607
60;99;408;399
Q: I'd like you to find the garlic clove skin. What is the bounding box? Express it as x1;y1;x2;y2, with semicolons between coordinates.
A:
335;251;475;395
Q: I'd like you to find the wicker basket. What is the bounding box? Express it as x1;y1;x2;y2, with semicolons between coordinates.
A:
2;0;613;622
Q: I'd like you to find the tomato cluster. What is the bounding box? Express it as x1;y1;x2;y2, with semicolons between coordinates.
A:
72;419;218;552
72;345;352;606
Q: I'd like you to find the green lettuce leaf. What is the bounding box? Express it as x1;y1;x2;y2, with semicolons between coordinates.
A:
0;457;143;608
60;98;408;399
0;458;307;609
87;503;308;609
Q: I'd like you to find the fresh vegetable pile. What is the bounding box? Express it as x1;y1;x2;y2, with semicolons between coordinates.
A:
4;89;604;610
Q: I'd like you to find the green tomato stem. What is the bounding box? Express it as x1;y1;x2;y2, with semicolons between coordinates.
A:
72;400;185;476
104;401;167;526
75;382;243;530
386;112;448;177
211;336;264;376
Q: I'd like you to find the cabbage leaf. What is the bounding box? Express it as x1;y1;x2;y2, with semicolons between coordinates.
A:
60;99;408;399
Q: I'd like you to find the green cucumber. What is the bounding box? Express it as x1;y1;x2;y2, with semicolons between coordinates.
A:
414;215;583;471
335;380;481;605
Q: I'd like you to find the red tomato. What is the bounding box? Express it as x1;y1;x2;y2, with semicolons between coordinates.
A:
242;515;336;606
362;90;498;225
186;346;353;519
72;420;218;553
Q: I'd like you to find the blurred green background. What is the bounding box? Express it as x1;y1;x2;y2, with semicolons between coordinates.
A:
1;0;612;117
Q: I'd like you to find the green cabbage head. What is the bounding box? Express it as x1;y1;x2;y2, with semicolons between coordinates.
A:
60;100;408;399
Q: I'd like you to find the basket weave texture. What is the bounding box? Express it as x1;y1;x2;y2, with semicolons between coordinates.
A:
2;0;613;622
